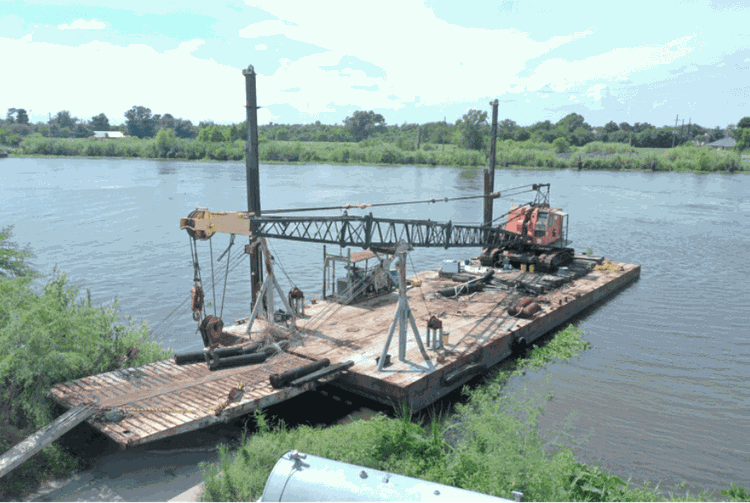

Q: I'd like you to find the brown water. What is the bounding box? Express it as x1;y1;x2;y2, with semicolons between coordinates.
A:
2;158;749;499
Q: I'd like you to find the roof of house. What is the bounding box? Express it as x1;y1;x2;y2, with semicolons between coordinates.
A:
93;131;126;139
707;137;736;148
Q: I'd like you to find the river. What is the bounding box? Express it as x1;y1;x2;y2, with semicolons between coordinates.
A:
2;157;749;500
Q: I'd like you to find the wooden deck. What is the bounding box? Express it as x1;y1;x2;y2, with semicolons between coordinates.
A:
47;259;639;447
49;351;317;448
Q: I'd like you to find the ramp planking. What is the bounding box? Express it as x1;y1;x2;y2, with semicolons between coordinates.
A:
0;403;96;479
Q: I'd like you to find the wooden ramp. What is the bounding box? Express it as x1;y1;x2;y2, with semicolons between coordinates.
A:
49;351;318;448
0;403;96;479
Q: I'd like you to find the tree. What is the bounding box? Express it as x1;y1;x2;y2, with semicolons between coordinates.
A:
53;110;77;128
553;136;571;153
458;109;488;150
497;119;519;140
422;121;453;144
344;110;386;141
570;126;594;146
556;113;591;133
738;117;750;129
603;121;619;133
514;128;531;142
529;120;552;132
90;113;110;131
174;119;196;139
197;124;229;142
155;128;177;156
72;123;93;138
158;113;176;130
15;109;29;125
0;226;39;279
735;128;750;152
124;106;157;138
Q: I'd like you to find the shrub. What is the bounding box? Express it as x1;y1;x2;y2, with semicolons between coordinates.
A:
553;137;571;153
0;230;170;498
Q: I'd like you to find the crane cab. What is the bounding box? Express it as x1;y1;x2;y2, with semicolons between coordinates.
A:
505;205;569;248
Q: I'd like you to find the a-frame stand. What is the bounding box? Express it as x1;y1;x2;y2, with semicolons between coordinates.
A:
245;238;296;336
377;241;434;372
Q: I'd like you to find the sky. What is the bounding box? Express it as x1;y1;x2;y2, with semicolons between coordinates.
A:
1;0;748;129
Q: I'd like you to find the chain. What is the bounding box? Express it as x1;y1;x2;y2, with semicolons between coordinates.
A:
94;382;247;418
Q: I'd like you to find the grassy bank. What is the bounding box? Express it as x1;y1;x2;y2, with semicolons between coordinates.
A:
198;325;748;501
0;227;171;499
11;135;749;172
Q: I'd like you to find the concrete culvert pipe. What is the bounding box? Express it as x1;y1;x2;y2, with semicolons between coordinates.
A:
260;450;517;502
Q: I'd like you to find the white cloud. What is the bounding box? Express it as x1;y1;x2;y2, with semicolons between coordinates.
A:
255;43;267;50
0;37;243;124
522;35;696;94
239;0;592;115
58;19;106;30
585;83;607;101
165;39;205;55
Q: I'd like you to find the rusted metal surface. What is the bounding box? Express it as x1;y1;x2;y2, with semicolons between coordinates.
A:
190;283;204;321
350;250;376;263
199;315;224;349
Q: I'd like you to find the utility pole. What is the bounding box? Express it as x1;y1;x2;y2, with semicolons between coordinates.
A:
680;119;685;144
243;65;263;310
484;99;499;227
672;114;679;148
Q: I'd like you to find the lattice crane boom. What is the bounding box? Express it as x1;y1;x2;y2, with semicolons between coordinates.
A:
180;211;531;250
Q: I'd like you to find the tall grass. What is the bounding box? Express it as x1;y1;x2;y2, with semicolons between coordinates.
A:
199;325;732;501
16;134;748;172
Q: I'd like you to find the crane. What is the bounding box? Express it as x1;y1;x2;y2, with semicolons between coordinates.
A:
179;183;573;372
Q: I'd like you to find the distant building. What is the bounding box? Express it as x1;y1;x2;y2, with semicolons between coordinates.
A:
706;137;736;149
93;131;126;140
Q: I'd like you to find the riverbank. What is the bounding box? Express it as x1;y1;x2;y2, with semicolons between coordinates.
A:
5;136;749;172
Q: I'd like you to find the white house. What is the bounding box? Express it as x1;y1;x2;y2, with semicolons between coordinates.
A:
93;131;126;139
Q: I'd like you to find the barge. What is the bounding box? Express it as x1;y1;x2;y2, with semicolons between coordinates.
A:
47;253;639;448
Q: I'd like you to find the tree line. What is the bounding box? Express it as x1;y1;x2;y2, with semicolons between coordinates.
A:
2;105;749;154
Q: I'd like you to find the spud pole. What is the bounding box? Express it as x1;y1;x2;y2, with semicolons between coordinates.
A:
243;65;263;309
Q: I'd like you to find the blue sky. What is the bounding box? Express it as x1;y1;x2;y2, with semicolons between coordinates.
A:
2;0;748;128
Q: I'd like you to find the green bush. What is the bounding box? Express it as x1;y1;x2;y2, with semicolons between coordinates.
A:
0;229;171;498
553;137;571;153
